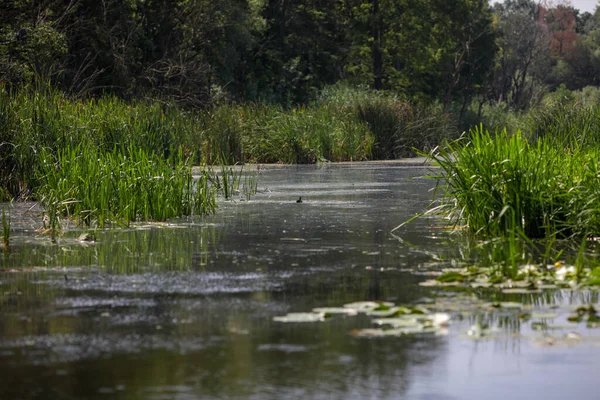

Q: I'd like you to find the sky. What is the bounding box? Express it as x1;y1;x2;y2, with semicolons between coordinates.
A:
570;0;597;13
494;1;597;14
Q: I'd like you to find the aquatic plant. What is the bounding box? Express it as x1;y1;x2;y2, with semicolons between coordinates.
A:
273;300;451;337
318;85;455;159
429;126;600;239
37;144;217;227
2;207;9;252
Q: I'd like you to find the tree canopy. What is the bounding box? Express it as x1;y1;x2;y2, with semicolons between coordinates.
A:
0;0;597;109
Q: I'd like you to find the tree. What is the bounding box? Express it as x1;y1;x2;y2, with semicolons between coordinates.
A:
488;0;552;109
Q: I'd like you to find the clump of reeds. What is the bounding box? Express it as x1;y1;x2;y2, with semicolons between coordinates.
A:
199;101;374;164
37;144;216;227
430;125;600;239
1;207;9;252
319;85;455;159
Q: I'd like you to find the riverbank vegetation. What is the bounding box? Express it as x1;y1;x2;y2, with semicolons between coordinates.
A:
2;0;600;236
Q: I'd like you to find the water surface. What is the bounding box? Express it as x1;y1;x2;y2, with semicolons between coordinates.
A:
1;162;598;400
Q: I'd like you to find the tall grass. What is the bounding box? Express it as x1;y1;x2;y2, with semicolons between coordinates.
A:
1;206;9;252
0;85;204;198
37;144;216;227
430;125;600;239
318;85;456;159
200;102;375;164
1;83;457;220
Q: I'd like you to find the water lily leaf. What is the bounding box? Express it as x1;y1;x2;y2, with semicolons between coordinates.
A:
436;271;467;283
351;326;430;337
418;280;457;287
368;307;403;317
343;301;394;312
486;302;523;309
470;282;493;288
530;313;558;319
502;280;537;289
273;312;326;323
408;306;430;314
373;317;421;328
312;307;358;316
502;288;542;294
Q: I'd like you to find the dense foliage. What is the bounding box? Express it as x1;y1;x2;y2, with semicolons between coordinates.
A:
431;104;600;240
0;0;495;106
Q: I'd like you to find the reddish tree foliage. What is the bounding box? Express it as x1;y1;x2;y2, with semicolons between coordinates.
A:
544;6;578;58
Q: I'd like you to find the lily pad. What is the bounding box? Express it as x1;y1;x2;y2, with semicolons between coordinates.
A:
436;271;467;283
373;317;422;328
530;313;558;319
273;312;326;323
343;301;394;312
368;307;404;317
501;288;542;294
485;302;524;310
351;326;434;337
312;307;358;316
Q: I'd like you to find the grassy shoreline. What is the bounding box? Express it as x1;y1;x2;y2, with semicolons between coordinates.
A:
0;85;453;207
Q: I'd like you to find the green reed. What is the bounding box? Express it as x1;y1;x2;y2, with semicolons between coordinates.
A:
37;144;216;227
2;206;9;252
430;125;600;239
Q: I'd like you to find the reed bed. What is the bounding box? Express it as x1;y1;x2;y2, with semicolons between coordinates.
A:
0;84;454;201
0;83;456;231
2;206;9;252
430;125;600;239
37;144;216;227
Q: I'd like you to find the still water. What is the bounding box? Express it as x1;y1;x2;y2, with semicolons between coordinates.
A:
1;162;599;400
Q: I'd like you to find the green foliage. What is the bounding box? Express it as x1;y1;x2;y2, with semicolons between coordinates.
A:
1;206;9;252
200;100;374;164
318;86;456;159
0;85;204;197
37;144;216;227
430;122;600;239
573;86;600;108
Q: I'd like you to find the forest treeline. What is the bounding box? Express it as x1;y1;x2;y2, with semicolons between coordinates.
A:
1;0;599;111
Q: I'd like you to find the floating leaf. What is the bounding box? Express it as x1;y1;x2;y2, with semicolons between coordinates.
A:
502;288;542;294
368;307;403;317
351;326;432;337
436;271;466;283
373;317;421;328
530;313;558;319
273;312;326;323
486;302;523;310
312;307;358;316
343;301;394;312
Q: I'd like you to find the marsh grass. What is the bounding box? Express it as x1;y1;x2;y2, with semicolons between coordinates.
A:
422;104;600;279
37;144;216;228
429;126;600;239
2;207;9;252
200;102;375;164
320;86;456;159
207;158;260;201
0;86;204;198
